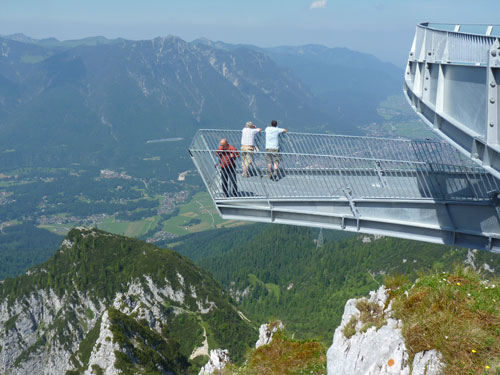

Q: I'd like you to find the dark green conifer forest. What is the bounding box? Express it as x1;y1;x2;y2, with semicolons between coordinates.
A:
173;224;500;342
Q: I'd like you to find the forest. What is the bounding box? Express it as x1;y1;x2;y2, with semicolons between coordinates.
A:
173;224;500;342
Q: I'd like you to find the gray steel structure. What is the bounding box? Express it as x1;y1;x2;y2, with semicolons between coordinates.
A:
189;130;500;253
404;22;500;180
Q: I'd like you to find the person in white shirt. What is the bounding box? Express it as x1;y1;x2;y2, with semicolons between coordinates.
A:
265;120;287;180
241;121;262;177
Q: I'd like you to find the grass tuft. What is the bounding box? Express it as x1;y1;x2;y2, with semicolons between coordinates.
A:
223;331;326;375
390;267;500;375
384;273;410;291
356;298;387;333
342;316;358;339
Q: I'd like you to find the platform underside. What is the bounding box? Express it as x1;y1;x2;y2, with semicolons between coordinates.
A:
217;197;500;254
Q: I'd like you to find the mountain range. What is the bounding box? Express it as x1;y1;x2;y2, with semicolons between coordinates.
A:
0;33;402;173
0;227;255;374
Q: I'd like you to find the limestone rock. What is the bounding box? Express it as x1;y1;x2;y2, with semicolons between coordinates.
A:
0;289;100;375
255;320;284;348
198;349;230;375
327;286;443;375
327;317;409;375
412;350;443;375
84;310;121;375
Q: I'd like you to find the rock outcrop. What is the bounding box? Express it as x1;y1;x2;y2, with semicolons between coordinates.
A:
198;349;230;375
412;350;443;375
255;320;284;348
327;286;444;375
84;310;121;375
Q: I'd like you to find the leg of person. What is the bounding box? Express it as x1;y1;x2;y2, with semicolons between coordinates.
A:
265;149;273;179
247;150;254;177
274;152;283;180
229;163;238;196
248;153;258;177
241;149;249;177
221;168;229;197
269;152;277;180
267;149;279;180
242;146;254;177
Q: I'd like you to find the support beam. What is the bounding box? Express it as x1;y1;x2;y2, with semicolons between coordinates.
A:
216;198;500;253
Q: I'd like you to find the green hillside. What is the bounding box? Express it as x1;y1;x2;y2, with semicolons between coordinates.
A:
223;268;500;375
0;228;256;373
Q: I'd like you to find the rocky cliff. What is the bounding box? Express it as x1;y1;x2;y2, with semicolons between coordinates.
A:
0;227;256;374
327;286;443;375
327;269;500;375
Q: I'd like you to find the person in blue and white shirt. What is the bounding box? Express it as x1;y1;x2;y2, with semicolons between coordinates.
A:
265;120;287;180
241;121;262;177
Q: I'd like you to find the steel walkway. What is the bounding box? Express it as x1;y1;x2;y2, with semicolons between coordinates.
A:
190;130;500;253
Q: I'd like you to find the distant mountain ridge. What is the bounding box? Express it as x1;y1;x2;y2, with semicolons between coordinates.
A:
1;33;123;47
0;33;402;173
0;34;328;172
191;39;403;130
0;228;255;374
262;44;403;128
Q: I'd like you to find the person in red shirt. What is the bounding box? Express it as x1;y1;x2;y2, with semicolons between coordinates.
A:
216;138;240;197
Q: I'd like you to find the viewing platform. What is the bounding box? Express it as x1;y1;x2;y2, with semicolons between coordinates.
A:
190;129;500;253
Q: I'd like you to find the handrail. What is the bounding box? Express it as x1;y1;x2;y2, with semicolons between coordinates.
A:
191;148;430;165
420;22;500;38
194;128;431;142
189;130;500;203
405;22;500;180
190;129;478;167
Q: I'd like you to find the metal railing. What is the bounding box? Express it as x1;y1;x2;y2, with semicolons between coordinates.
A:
411;23;499;66
405;22;500;181
190;129;474;165
189;129;500;202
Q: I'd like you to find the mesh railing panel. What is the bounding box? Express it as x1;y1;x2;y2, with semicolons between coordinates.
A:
430;30;448;60
191;129;475;165
190;130;500;202
446;32;493;65
415;24;496;65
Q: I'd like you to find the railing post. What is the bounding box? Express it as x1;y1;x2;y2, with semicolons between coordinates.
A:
487;39;500;149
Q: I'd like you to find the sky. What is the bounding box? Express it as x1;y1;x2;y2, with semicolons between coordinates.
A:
1;0;498;66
